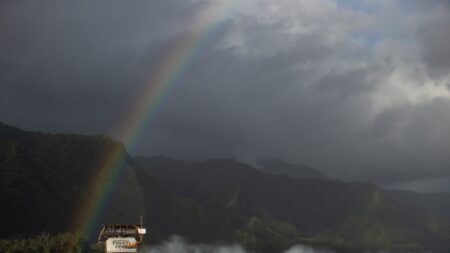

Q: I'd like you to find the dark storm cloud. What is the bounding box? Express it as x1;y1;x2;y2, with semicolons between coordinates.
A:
138;0;450;187
417;16;450;76
408;0;450;79
1;0;450;191
0;0;202;134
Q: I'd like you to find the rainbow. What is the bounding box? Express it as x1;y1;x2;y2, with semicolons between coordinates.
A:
70;0;235;240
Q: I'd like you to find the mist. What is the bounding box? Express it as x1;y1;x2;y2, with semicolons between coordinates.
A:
144;236;400;253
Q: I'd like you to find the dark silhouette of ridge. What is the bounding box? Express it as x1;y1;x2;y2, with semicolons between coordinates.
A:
258;158;327;180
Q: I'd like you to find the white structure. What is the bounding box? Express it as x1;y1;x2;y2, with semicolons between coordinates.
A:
106;238;138;253
98;222;147;253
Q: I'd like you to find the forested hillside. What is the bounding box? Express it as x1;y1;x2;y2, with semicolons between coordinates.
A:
136;157;450;252
0;122;143;238
1;122;450;253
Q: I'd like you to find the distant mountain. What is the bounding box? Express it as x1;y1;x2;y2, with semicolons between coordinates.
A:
257;158;327;180
136;156;450;252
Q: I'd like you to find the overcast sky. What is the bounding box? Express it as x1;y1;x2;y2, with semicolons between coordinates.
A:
1;0;450;192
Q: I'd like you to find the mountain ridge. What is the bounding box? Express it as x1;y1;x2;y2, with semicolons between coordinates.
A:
257;158;328;180
1;122;450;252
135;156;450;252
0;122;144;238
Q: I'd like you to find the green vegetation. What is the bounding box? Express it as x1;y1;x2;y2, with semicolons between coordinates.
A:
0;233;83;253
0;233;109;253
2;122;450;253
0;122;144;239
136;157;450;252
235;215;303;252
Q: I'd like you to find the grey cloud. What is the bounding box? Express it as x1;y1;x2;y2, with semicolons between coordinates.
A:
417;16;450;76
1;0;450;191
138;1;450;186
0;0;202;134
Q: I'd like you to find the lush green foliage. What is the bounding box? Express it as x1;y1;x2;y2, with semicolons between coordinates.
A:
0;233;107;253
2;122;450;253
0;233;83;253
0;122;143;239
136;157;450;252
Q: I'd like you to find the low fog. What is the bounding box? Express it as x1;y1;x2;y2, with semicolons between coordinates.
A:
145;236;395;253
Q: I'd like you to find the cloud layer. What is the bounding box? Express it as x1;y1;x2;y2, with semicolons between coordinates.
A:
1;0;450;190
